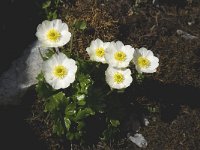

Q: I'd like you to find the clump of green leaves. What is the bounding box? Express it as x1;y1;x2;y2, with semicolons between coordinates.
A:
73;20;87;30
42;0;61;19
35;5;160;144
36;58;121;143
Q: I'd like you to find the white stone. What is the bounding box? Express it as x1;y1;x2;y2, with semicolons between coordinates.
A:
144;118;150;126
0;41;47;105
176;30;198;40
128;133;148;148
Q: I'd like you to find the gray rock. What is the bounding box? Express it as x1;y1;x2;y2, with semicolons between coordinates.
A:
0;41;47;105
128;133;148;148
176;30;198;40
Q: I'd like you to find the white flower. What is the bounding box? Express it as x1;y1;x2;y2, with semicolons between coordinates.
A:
133;47;159;73
36;19;71;48
105;41;134;68
86;38;110;63
42;53;77;89
105;67;133;89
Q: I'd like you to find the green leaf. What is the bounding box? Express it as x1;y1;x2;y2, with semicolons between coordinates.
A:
78;99;86;106
45;92;65;112
101;125;120;142
77;74;92;94
66;132;74;141
64;117;71;131
136;73;145;84
54;0;60;7
76;94;86;105
52;92;65;101
75;108;95;121
52;10;58;19
42;0;51;9
43;49;55;60
36;72;45;82
74;20;87;30
65;103;76;116
53;120;64;136
77;121;85;130
117;89;125;93
36;73;54;98
110;120;120;127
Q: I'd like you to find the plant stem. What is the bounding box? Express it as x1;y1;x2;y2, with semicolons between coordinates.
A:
38;48;45;61
69;28;75;56
106;89;113;96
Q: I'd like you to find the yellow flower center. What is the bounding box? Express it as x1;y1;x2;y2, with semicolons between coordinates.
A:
113;73;124;84
47;29;61;42
114;51;126;61
95;48;105;58
53;65;68;78
138;57;150;68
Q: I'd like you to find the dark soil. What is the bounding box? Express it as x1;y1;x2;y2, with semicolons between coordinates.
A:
0;87;47;150
1;0;200;150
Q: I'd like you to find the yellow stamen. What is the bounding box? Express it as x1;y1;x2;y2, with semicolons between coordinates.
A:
114;51;126;61
138;57;150;68
113;73;124;84
95;48;105;58
47;29;61;42
53;65;67;78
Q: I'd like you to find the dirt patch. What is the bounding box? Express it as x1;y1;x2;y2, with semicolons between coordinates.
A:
141;106;200;149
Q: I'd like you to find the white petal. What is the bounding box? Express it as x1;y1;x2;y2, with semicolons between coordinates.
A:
104;42;110;49
148;62;159;70
43;20;53;29
115;41;124;50
138;47;148;55
52;19;62;28
59;23;69;31
59;32;71;46
96;38;103;47
135;66;143;74
61;78;71;88
146;50;154;57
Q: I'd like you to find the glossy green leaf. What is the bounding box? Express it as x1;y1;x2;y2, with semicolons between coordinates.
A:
77;99;86;106
110;119;120;127
52;10;58;19
64;117;71;131
36;72;45;82
42;0;51;9
65;103;76;117
45;92;65;112
36;73;54;98
75;108;95;121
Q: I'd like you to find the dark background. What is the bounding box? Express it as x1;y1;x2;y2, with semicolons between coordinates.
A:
0;0;44;74
0;0;47;149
